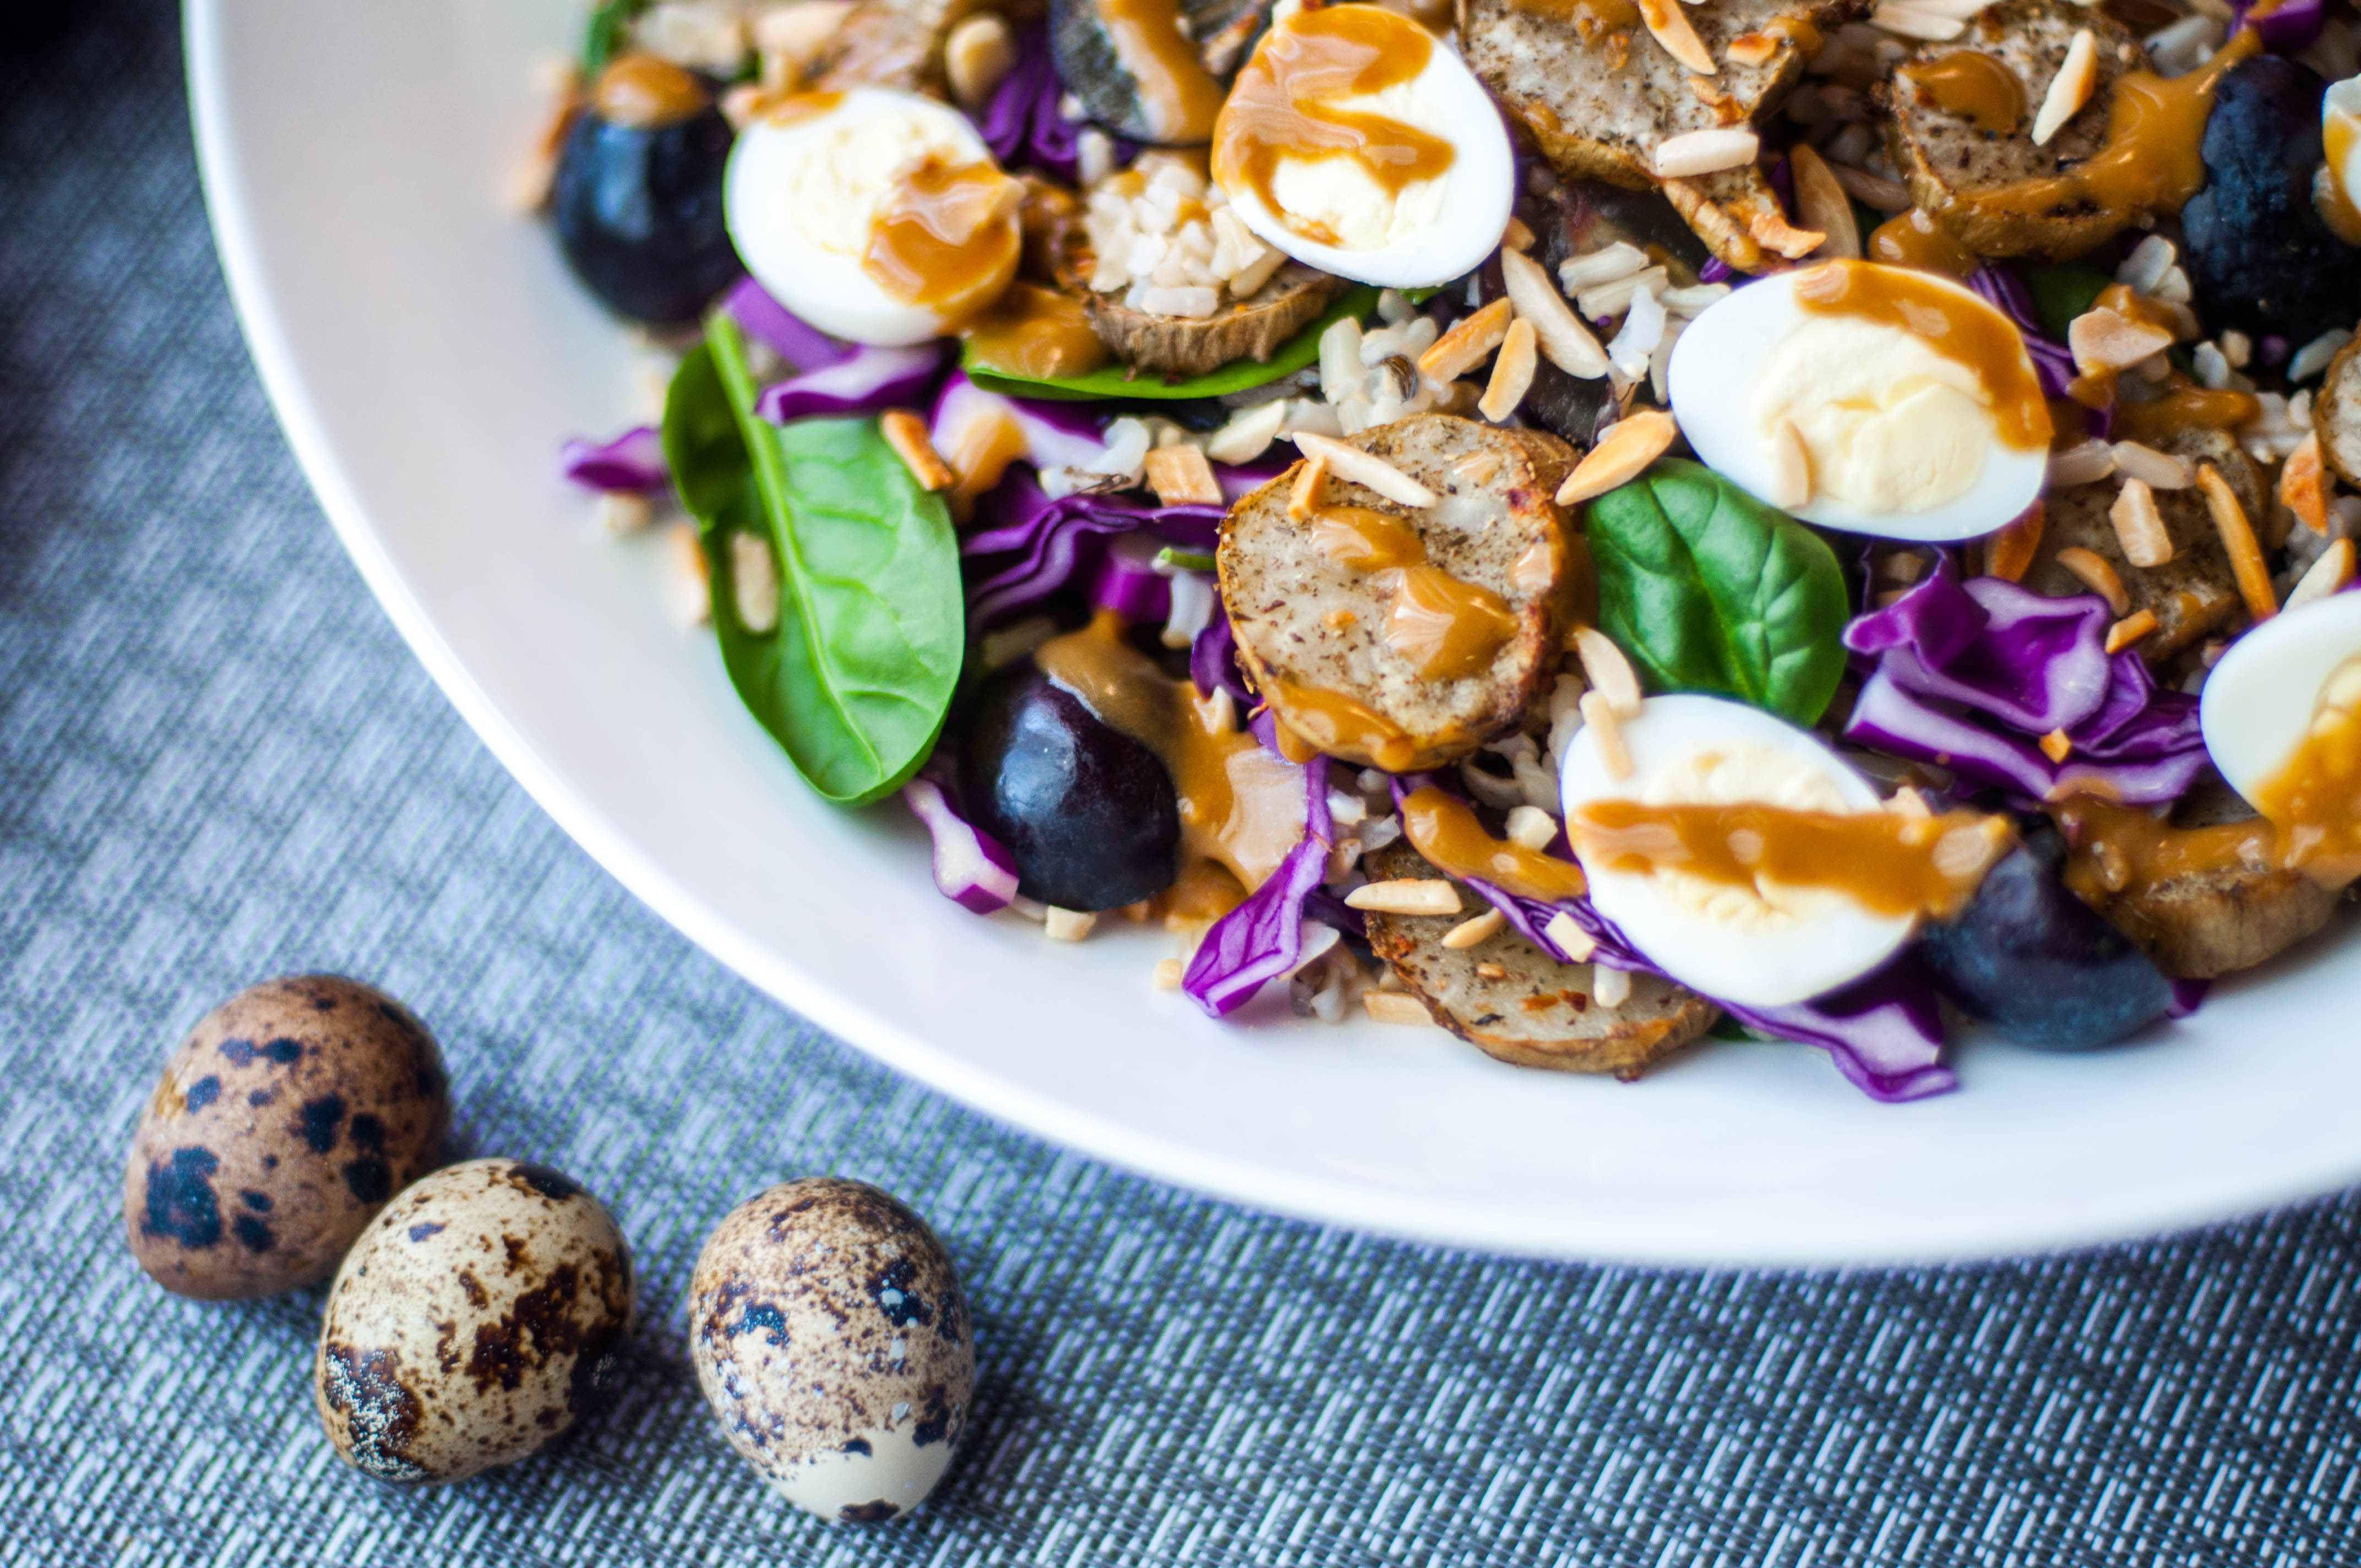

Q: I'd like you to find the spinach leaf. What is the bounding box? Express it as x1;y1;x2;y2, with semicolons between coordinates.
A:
663;315;963;805
1584;459;1849;726
2019;262;2112;342
581;0;649;74
962;286;1379;401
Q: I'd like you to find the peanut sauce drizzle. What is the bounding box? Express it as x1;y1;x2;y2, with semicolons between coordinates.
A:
1865;208;1980;277
1792;260;2053;451
1568;798;2006;921
1095;0;1231;145
862;156;1022;317
1211;5;1456;248
1264;678;1425;772
1898;50;2026;135
1035;612;1308;892
1504;0;1642;39
1399;787;1590;903
961;282;1110;382
2055;796;2281;905
592;53;711;129
2252;656;2361;883
1304;507;1518;682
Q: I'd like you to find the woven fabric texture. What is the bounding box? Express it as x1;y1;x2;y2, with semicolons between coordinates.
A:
6;4;2361;1565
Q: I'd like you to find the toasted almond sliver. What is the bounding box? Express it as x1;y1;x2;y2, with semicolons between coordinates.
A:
1986;502;2045;584
2032;29;2099;147
1872;2;1966;40
2039;728;2073;764
1726;31;1778;67
1787;144;1860;260
1766;418;1811;509
1653;127;1760;179
2110;440;2194;490
880;409;954;491
1288;453;1328;519
1638;0;1717;73
1574;625;1645;718
1556;411;1679;505
1479;318;1539;423
2285;538;2358;612
2070;308;2176;377
1502;215;1536;252
2055;546;2131;616
1151;957;1184;990
1826;160;1913;214
2108;477;2176;568
1500;247;1609;379
2048;438;2118;487
1346;879;1464;917
1747;206;1826;262
1591;965;1633;1008
2104;608;2159;654
1144;444;1223;506
1580;691;1635;780
1542;911;1597;963
1292;431;1440;508
2198;462;2278;622
2281;431;2331;534
1043;907;1097;941
1441;908;1509;950
665;520;712;626
1364;991;1435;1026
1418;296;1515;383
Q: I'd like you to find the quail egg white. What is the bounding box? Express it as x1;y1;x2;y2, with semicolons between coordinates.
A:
725;87;1022;346
689;1177;974;1523
2200;589;2361;819
1668;260;2052;542
1560;694;1918;1008
1211;3;1514;290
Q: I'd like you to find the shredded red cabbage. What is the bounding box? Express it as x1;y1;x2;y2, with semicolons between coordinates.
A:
1183;715;1333;1017
964;467;1225;624
1216;455;1290;502
1968;265;2079;401
1843;559;2207;805
559;424;669;492
974;22;1137;183
1190;596;1255;704
722;277;855;371
929;371;1123;481
757;342;948;424
902;765;1021;915
1089;534;1173;622
2232;0;2326;50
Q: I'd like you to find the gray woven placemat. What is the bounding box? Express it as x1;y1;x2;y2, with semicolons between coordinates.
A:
6;4;2361;1564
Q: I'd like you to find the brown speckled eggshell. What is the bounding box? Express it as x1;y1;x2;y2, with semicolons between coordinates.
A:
121;974;449;1300
313;1158;634;1484
689;1177;975;1522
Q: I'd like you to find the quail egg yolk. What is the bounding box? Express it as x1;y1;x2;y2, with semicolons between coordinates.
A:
1750;315;1999;518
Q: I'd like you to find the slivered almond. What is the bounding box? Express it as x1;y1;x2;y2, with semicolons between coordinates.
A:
2031;29;2098;147
2104;608;2159;653
1653;127;1760;178
1292;431;1440;508
1826;160;1912;213
2039;728;2073;764
1574;626;1644;717
1638;0;1717;73
1451;450;1503;486
1987;503;2044;583
1747;206;1826;261
2281;431;2331;533
1766;418;1811;509
2055;546;2131;615
1592;966;1633;1008
1543;911;1597;962
2070;308;2175;376
665;520;711;625
1364;992;1436;1026
1726;31;1778;67
1144;444;1223;506
1418;296;1514;383
1502;216;1536;252
1500;247;1609;378
1441;908;1508;950
1346;879;1464;916
1872;2;1966;40
2108;477;2175;568
1479;318;1538;422
2198;462;2278;622
2285;538;2357;612
1288;453;1328;519
1788;144;1860;259
880;409;954;491
2048;438;2117;487
1580;692;1635;780
1152;958;1183;989
1556;411;1679;504
2110;440;2193;489
1044;907;1097;941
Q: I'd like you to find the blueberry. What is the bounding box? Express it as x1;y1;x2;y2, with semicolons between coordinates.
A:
2182;56;2355;344
959;663;1179;912
552;58;741;325
1918;824;2174;1051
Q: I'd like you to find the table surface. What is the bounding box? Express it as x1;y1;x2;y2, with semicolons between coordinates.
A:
7;3;2361;1564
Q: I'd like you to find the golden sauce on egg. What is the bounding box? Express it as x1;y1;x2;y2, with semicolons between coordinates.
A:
1792;259;2053;451
1211;5;1456;248
1093;0;1230;145
1568;798;2008;921
1400;787;1591;903
2250;656;2361;883
1898;50;2026;135
861;155;1022;318
2322;100;2361;244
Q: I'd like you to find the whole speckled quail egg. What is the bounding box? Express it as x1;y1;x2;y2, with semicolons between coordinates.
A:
313;1158;634;1484
122;975;449;1300
689;1178;975;1522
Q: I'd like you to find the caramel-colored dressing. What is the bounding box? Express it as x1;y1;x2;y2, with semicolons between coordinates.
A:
962;282;1110;382
1307;506;1423;570
1867;208;1980;277
863;156;1022;317
758;90;845;127
592;53;710;129
1095;0;1230;144
1570;799;2003;921
2055;796;2280;905
1400;787;1590;903
1505;0;1641;37
940;406;1031;519
1035;613;1309;891
1793;259;2053;451
1303;506;1517;682
1959;30;2259;227
1899;50;2026;135
1211;6;1456;249
2322;104;2361;244
1265;677;1425;772
1153;857;1248;923
2251;656;2361;884
2112;377;2262;444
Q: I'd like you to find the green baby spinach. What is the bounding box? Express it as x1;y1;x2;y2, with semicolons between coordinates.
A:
1584;459;1849;727
663;314;963;805
581;0;649;74
961;286;1380;401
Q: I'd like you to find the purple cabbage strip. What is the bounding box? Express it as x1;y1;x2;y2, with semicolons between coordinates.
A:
559;425;669;493
974;22;1138;183
931;371;1121;478
2232;0;2326;50
1190;597;1255;705
964;466;1224;625
1216;455;1290;502
1089;534;1173;623
756;342;948;424
1183;718;1334;1017
1968;265;2078;401
1699;257;1734;284
902;766;1021;916
723;277;855;372
2168;977;2211;1019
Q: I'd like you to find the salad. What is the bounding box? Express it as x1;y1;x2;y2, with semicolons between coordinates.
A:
530;0;2361;1102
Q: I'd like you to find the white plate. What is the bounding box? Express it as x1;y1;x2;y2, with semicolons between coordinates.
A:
186;0;2361;1265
